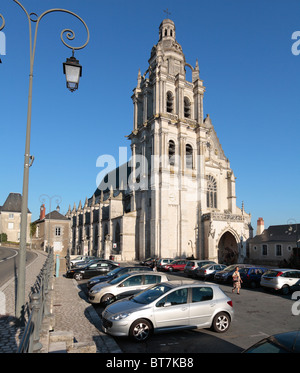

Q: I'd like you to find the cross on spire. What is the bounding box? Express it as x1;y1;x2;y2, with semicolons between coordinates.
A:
163;8;171;18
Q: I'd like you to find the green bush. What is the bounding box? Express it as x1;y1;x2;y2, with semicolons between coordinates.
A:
0;233;7;242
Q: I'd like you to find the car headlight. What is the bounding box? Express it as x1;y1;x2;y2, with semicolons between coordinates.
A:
90;288;101;294
111;312;131;321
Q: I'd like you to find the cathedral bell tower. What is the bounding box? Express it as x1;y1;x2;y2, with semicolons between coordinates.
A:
131;18;205;131
128;18;206;259
128;18;251;262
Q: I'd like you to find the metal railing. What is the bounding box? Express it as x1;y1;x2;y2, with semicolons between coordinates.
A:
17;248;54;353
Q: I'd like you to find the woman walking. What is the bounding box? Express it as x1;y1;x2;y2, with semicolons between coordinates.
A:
232;266;242;295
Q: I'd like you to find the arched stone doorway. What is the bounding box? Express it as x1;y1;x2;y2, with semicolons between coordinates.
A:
218;231;238;265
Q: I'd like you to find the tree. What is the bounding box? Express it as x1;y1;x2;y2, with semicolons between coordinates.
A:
0;233;7;243
30;222;37;238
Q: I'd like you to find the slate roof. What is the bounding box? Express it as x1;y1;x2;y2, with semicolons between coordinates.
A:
45;210;69;221
0;193;31;213
249;224;299;244
93;162;132;198
34;210;69;224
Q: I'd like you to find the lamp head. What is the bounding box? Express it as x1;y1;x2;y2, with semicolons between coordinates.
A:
63;53;82;92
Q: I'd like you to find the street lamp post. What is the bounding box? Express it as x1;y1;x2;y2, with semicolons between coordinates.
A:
286;219;299;249
9;0;89;323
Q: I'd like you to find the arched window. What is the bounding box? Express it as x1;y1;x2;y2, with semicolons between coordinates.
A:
166;91;174;113
186;144;193;169
184;97;191;118
207;175;217;208
103;224;108;240
168;140;175;166
114;222;121;254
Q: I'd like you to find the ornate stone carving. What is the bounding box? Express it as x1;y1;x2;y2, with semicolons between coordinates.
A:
202;212;245;222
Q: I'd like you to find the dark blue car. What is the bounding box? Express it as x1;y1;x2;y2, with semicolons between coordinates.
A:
239;266;267;288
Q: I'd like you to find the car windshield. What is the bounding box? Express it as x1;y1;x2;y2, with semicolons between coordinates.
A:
201;263;212;269
108;273;131;285
87;263;98;268
224;265;236;272
132;284;172;304
106;267;122;276
245;339;290;353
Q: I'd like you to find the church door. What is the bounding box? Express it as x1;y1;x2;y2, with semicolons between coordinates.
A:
218;232;238;265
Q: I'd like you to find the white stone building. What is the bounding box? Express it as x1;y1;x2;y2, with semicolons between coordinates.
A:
68;18;252;263
0;193;32;243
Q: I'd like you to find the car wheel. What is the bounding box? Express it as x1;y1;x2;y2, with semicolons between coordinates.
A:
212;312;230;333
129;319;152;342
168;267;173;272
250;281;257;289
74;273;83;281
281;285;290;295
101;293;115;305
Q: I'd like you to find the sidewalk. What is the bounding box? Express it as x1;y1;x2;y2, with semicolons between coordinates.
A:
48;257;122;353
0;250;122;353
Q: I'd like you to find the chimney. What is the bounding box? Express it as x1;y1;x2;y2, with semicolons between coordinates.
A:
40;204;46;220
256;217;264;235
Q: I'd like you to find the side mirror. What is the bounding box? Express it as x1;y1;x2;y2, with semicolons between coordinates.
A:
164;302;172;307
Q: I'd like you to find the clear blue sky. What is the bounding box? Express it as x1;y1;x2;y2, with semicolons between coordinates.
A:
0;0;300;232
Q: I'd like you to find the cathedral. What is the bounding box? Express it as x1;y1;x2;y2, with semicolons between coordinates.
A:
67;18;253;263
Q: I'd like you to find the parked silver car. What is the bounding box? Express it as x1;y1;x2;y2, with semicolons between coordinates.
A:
184;260;216;277
101;280;234;342
156;258;174;271
88;271;169;305
70;255;95;268
87;266;153;290
195;264;227;280
260;268;300;295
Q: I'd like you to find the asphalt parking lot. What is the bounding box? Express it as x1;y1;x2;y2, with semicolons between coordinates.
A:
78;270;300;353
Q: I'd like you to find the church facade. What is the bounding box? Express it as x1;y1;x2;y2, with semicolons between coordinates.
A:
67;19;253;263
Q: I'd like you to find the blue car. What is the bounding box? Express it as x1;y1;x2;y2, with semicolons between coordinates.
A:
239;266;267;288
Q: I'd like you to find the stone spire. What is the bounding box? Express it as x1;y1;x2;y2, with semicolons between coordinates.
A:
137;68;141;88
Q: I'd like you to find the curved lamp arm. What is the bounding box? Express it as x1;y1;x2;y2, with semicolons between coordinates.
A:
0;14;5;31
13;0;90;69
39;194;63;208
